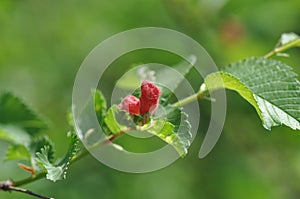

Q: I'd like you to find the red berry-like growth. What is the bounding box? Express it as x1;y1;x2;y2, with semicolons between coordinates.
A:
118;95;140;115
140;80;161;115
118;81;161;121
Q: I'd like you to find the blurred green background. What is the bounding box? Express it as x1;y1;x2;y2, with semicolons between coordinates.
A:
1;0;300;198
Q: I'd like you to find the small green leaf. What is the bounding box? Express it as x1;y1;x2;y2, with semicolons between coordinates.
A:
205;57;300;130
0;92;48;135
35;133;79;182
143;105;192;156
56;132;80;167
30;136;55;170
93;90;110;134
163;105;192;148
0;124;54;167
5;144;31;161
276;32;300;48
104;105;128;134
138;119;187;156
35;146;63;182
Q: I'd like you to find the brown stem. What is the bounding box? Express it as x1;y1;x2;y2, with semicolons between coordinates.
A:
0;180;54;199
101;130;126;145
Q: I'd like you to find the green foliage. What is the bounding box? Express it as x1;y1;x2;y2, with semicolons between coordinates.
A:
205;57;300;130
265;32;300;58
162;105;192;149
0;92;48;135
99;102;191;156
95;57;195;156
0;28;299;195
0;117;55;169
0;124;31;145
137;117;188;156
94;90;109;134
276;33;300;49
1;1;300;198
36;132;79;182
0;92;80;182
30;136;55;170
5;144;31;161
35;146;62;182
104;105;128;134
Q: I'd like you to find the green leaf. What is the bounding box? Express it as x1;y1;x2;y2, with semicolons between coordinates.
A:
57;132;79;167
35;133;79;182
35;146;62;182
0;124;31;145
205;57;300;130
145;105;192;156
104;105;128;134
30;136;55;170
93;89;110;134
138;119;189;156
0;92;48;135
5;144;31;161
163;105;192;148
0;124;54;167
276;32;300;48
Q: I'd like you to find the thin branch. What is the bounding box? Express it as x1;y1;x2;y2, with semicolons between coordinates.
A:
264;37;300;58
7;129;128;189
13;172;47;187
71;129;127;163
101;130;126;145
173;83;209;107
0;180;54;199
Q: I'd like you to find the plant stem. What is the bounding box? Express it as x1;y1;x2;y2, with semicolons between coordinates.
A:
69;130;125;164
12;147;89;187
264;38;300;58
69;147;89;164
2;85;207;193
13;172;46;187
0;180;53;199
10;129;127;189
173;83;209;107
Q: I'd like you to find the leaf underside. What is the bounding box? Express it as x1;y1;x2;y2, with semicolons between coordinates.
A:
205;57;300;130
152;105;192;156
276;32;300;48
102;102;191;156
35;133;79;182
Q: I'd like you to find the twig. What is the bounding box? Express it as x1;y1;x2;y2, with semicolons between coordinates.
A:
264;37;300;58
0;180;54;199
101;130;126;145
4;129;128;190
71;130;127;164
173;83;209;107
13;172;47;187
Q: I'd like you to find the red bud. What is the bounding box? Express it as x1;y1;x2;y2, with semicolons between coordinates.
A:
118;95;140;115
140;80;161;115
